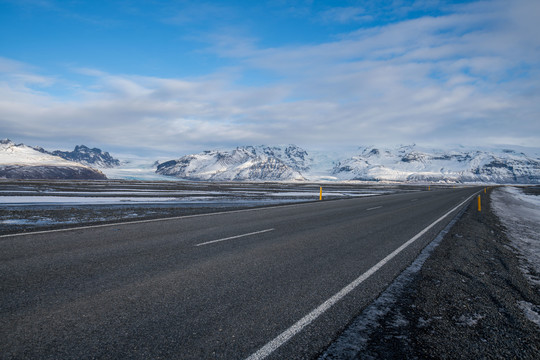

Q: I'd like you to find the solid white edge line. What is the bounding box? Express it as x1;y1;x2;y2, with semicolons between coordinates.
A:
245;192;479;360
195;228;275;247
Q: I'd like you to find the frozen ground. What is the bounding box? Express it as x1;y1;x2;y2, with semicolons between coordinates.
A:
0;179;422;235
492;186;540;327
491;186;540;287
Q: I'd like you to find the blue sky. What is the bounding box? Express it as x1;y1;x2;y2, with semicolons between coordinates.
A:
1;0;539;158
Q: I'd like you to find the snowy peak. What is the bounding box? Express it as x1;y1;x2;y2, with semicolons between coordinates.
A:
38;144;120;168
3;139;539;183
0;139;107;180
332;145;540;183
156;145;307;181
255;145;311;172
156;144;540;183
1;139;78;166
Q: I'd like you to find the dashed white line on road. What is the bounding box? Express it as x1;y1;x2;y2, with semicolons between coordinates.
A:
195;228;275;247
366;206;382;211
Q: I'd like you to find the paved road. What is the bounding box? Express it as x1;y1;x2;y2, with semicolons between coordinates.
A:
0;187;480;359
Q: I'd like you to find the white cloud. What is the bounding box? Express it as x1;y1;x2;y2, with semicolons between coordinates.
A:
320;7;369;23
1;0;539;155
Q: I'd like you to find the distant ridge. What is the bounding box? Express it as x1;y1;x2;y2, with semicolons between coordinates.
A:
157;144;540;184
331;145;540;184
2;139;539;183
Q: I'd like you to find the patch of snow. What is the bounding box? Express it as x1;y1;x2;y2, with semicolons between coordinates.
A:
266;191;380;198
0;219;54;225
0;190;225;196
0;195;188;205
0;195;312;207
517;301;540;329
491;187;540;286
391;310;410;328
417;317;432;328
455;313;485;327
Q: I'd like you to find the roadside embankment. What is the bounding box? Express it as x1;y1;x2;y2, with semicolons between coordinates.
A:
322;187;540;359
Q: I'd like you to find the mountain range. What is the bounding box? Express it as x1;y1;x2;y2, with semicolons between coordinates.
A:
2;139;539;183
330;145;540;183
156;144;540;184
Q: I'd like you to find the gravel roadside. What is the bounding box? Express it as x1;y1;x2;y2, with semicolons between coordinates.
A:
322;188;540;359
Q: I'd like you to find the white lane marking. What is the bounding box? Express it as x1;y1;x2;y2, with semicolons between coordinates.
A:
410;199;418;202
366;206;382;211
245;192;479;360
195;229;275;247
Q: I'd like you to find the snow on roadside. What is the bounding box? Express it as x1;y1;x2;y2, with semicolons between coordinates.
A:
491;186;540;327
518;301;540;328
491;187;540;286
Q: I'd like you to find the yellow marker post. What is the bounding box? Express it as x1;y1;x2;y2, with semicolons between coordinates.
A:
484;187;487;194
477;195;481;212
428;185;430;191
319;187;322;201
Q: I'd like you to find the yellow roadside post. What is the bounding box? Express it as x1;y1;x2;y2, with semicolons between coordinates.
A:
477;195;481;211
319;187;322;201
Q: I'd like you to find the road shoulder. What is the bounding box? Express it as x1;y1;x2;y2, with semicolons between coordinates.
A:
321;188;540;359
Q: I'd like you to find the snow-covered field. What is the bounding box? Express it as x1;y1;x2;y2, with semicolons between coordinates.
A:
0;187;390;206
0;180;411;234
492;186;540;326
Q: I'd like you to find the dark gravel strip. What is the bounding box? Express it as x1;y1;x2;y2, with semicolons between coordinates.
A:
321;188;540;359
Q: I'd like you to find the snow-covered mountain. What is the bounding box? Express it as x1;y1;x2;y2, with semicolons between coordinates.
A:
156;145;307;181
0;139;107;180
331;145;540;184
3;139;538;183
156;144;540;183
35;145;120;168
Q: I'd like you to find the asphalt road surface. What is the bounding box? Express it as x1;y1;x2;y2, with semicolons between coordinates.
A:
1;187;480;359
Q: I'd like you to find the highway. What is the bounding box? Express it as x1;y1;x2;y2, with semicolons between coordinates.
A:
0;187;480;359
